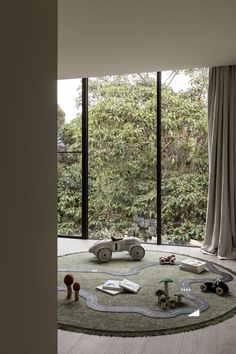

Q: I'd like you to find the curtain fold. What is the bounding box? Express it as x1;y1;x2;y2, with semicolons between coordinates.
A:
202;66;236;259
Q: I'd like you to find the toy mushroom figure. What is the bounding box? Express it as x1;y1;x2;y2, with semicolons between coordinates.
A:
167;297;176;308
73;282;80;302
64;274;74;299
174;292;185;305
159;294;167;309
159;278;174;298
155;289;165;304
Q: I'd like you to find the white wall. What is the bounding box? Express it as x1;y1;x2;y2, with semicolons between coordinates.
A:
1;2;57;353
58;0;236;79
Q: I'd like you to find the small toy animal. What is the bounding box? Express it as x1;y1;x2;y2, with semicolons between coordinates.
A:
155;289;166;304
159;294;167;309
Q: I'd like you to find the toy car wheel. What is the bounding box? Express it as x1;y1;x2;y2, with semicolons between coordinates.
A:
169;258;175;264
200;284;207;292
97;248;112;263
160;258;165;265
215;287;224;295
130;245;145;260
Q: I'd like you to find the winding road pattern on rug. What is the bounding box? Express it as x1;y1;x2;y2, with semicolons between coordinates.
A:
58;261;234;318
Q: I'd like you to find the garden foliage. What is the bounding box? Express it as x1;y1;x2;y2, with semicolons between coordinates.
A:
57;69;208;244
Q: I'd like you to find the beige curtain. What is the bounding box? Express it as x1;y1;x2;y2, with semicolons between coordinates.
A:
202;66;236;259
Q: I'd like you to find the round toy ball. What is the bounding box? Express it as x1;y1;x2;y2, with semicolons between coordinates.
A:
73;282;80;291
64;274;74;286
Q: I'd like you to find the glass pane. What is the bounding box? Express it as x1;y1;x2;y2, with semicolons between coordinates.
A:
57;152;82;235
88;74;157;242
161;69;209;245
57;79;82;236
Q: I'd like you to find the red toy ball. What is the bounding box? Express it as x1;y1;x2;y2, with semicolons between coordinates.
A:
64;274;74;286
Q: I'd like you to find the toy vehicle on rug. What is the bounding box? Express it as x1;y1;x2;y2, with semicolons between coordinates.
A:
159;255;176;265
200;279;229;295
89;236;145;263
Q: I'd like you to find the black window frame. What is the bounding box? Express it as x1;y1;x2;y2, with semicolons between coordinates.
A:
57;72;202;247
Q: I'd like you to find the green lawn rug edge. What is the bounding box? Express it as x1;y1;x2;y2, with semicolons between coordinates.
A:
58;250;236;337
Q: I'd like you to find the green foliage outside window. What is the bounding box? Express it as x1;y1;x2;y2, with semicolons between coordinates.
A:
57;69;208;244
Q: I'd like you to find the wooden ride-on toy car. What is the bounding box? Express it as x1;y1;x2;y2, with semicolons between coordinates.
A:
89;236;145;263
200;279;229;295
159;255;176;265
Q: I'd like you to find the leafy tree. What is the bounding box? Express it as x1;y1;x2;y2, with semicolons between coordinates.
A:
57;105;65;133
57;70;209;244
87;75;157;234
57;107;82;234
161;69;208;243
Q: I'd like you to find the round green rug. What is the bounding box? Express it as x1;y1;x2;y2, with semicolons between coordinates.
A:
58;250;236;337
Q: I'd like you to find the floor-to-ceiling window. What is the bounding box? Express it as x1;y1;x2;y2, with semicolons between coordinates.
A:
57;69;208;245
161;69;208;245
57;79;82;236
88;74;157;242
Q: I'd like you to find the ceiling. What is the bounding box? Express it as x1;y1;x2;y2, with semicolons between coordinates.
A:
58;0;236;79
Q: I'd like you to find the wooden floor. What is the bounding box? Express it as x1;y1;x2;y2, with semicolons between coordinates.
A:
58;239;236;354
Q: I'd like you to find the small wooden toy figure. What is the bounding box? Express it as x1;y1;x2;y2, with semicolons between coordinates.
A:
64;274;74;299
174;292;185;304
159;278;174;298
73;282;80;301
155;289;165;304
159;294;167;309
